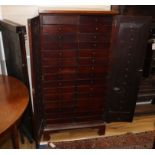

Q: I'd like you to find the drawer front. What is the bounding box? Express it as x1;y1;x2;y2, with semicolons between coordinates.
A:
43;73;77;81
42;66;77;74
78;42;110;49
79;25;112;33
42;57;108;67
42;78;106;88
79;57;108;66
42;34;77;42
42;58;77;66
42;25;77;34
43;92;76;102
75;114;103;122
78;49;109;58
42;49;109;59
78;66;108;73
42;50;77;59
43;86;75;94
43;85;106;96
42;42;78;50
78;34;110;42
42;15;78;25
79;15;113;25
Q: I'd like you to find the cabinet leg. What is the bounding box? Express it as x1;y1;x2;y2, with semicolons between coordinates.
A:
151;98;155;104
11;124;19;149
97;125;105;135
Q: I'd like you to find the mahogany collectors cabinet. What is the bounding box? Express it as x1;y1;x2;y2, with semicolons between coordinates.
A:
28;11;150;140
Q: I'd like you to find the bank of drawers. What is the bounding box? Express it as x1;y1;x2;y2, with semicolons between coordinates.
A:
40;14;112;124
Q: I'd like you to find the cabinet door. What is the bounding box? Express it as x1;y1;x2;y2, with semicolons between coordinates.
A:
28;17;44;140
106;15;151;122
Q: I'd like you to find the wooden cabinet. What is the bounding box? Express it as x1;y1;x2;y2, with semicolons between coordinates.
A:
28;11;150;141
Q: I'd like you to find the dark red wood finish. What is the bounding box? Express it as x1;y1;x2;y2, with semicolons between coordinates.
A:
29;13;113;133
29;12;150;139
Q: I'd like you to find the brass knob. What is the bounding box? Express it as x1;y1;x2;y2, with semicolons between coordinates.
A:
113;87;120;91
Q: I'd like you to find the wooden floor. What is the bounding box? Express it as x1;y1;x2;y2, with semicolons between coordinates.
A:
1;114;155;148
48;114;155;143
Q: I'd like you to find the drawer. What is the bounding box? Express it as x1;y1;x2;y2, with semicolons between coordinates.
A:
45;117;74;125
43;93;76;103
76;106;103;114
42;50;77;59
43;86;75;94
42;42;78;50
78;42;110;49
78;66;108;73
42;33;77;42
77;91;105;99
42;49;109;59
43;84;106;95
77;97;105;105
45;110;75;118
43;93;60;101
44;100;76;109
42;66;77;74
75;114;103;123
45;111;75;124
78;49;109;58
42;15;78;25
42;78;106;89
43;89;105;103
44;101;61;111
77;85;106;93
78;73;107;79
79;15;113;25
79;25;112;33
76;78;106;86
78;34;110;42
43;73;77;81
78;57;108;66
42;58;77;66
42;25;77;34
42;80;75;88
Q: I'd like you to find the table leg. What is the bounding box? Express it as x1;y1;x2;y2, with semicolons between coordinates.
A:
11;124;19;149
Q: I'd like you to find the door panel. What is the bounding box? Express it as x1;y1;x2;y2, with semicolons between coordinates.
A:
106;15;151;122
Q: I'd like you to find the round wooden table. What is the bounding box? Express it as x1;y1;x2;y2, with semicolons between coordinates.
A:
0;75;29;148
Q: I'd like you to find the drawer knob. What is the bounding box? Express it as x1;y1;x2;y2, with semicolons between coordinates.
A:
95;18;98;22
58;82;62;86
138;69;143;72
91;66;95;70
93;44;97;47
59;52;62;56
58;27;62;31
113;87;120;91
59;36;63;39
130;38;134;41
92;59;96;63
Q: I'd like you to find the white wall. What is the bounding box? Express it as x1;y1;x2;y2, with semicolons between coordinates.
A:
0;6;2;74
0;6;7;75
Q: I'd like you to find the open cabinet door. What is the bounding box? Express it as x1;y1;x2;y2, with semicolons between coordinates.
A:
28;17;44;143
106;15;151;122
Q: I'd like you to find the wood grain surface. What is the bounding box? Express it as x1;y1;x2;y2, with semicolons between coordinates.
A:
0;75;29;135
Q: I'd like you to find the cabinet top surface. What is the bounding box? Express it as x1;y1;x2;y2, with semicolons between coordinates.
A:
39;10;117;15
